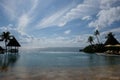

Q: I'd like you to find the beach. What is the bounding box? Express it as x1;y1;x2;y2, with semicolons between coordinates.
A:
0;65;120;80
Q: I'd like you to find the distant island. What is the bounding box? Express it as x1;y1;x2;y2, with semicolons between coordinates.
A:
81;30;120;55
0;31;21;53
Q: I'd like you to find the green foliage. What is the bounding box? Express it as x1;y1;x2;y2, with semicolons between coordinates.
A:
83;44;106;53
83;30;119;53
94;30;100;44
83;45;95;53
88;36;94;45
1;31;11;50
2;31;10;42
94;30;100;36
93;44;106;52
83;29;106;53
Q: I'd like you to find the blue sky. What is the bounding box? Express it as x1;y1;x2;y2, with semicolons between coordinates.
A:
0;0;120;48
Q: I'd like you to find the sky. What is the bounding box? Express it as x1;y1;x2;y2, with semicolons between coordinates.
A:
0;0;120;48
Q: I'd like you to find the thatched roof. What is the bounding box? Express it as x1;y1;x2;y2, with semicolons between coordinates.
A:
104;33;119;45
7;37;21;47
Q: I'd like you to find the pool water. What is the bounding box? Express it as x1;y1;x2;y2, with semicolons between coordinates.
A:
0;47;120;70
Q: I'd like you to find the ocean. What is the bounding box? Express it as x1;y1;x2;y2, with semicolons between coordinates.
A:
0;47;120;68
0;47;120;80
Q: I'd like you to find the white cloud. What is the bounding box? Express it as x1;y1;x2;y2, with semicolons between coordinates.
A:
17;14;30;32
64;30;71;34
36;10;65;28
1;0;119;48
89;6;120;29
29;0;39;14
55;36;66;40
101;27;120;36
0;24;91;48
58;0;99;27
0;0;18;20
89;0;120;29
36;0;120;29
0;24;17;31
17;0;39;33
36;0;99;29
21;27;120;48
82;16;92;20
36;5;72;29
20;35;90;48
0;0;39;37
100;0;119;9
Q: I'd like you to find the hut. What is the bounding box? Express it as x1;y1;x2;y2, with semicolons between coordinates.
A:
104;32;120;54
104;35;119;45
7;36;21;52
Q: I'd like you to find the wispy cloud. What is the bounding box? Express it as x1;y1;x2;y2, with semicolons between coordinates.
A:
89;7;120;29
36;0;99;29
64;30;71;34
36;9;66;29
0;0;120;48
101;27;120;36
0;24;17;31
0;0;39;36
82;16;92;20
17;14;30;32
58;0;100;27
89;0;120;29
17;0;39;35
36;4;73;29
0;0;18;20
22;35;86;48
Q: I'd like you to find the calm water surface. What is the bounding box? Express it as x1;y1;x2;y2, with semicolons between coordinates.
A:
0;47;120;70
0;48;120;80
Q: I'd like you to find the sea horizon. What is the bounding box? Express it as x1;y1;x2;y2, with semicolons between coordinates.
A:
20;47;83;52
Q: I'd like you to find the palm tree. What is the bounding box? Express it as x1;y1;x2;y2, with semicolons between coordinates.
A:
88;36;94;46
94;30;100;44
1;31;11;51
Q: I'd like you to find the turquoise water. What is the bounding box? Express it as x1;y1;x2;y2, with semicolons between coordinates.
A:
0;47;120;70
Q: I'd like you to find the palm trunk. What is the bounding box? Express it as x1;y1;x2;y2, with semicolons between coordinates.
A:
5;41;7;51
90;42;93;46
96;36;100;44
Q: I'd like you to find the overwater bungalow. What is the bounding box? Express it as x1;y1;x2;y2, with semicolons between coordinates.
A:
104;32;120;54
7;36;21;53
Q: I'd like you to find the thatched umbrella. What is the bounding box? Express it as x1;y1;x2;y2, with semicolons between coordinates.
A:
104;32;120;54
7;36;21;52
105;45;113;47
114;44;120;47
104;32;119;45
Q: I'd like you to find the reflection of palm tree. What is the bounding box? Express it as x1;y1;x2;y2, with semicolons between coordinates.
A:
1;31;11;51
0;53;19;71
88;36;94;46
94;30;100;44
